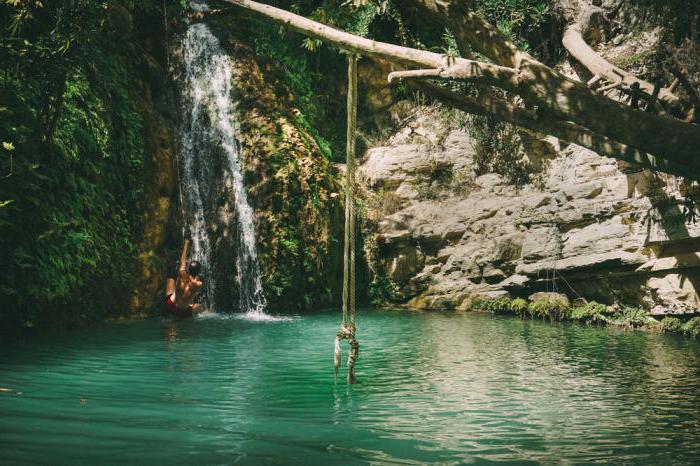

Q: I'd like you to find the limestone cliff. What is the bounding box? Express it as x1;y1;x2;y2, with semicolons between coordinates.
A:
361;110;700;315
358;8;700;316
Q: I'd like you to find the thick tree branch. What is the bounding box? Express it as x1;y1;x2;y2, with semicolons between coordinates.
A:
412;82;694;179
562;25;679;110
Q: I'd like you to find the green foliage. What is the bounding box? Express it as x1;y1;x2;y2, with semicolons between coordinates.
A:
468;114;535;187
682;317;700;338
472;0;553;57
528;298;570;321
659;316;683;333
467;297;699;340
471;297;528;316
570;301;610;325
246;0;403;161
0;0;173;327
509;297;529;316
367;274;399;305
613;306;652;329
630;0;700;43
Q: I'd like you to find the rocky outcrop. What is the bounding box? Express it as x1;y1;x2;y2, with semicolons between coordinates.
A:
360;104;700;315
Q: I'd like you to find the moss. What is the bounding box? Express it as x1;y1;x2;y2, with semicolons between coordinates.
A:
212;29;342;312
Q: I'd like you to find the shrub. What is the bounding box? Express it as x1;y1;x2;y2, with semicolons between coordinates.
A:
682;317;700;338
528;298;569;321
510;298;529;316
472;297;510;314
570;301;611;325
471;297;531;318
659;317;684;333
614;306;652;329
367;275;400;306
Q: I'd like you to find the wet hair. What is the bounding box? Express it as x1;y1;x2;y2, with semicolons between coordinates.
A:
188;260;202;277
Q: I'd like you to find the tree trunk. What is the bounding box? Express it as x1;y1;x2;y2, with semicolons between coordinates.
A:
222;0;700;175
560;0;680;112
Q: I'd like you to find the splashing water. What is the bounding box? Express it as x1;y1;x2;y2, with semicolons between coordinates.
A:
181;21;267;315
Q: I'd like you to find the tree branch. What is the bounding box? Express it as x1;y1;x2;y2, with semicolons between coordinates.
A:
221;0;700;172
411;81;694;179
563;25;679;110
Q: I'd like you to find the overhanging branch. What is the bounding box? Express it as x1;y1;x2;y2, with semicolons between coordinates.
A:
221;0;700;173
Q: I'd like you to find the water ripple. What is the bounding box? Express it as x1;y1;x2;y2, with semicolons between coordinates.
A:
1;310;700;465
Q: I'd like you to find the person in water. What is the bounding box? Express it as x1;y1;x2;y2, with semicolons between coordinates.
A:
165;238;204;318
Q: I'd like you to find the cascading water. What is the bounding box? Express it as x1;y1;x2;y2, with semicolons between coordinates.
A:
180;13;267;316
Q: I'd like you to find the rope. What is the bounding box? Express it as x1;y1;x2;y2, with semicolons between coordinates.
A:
162;0;186;233
335;54;360;384
174;141;187;234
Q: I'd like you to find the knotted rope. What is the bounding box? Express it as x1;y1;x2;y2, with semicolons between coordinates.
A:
335;54;360;384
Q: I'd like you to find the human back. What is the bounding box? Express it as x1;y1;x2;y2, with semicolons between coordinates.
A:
175;261;203;309
165;239;204;317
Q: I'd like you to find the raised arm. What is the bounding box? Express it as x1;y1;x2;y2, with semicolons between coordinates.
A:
178;240;190;277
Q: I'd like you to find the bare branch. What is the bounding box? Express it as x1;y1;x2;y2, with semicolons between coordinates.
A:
563;25;680;110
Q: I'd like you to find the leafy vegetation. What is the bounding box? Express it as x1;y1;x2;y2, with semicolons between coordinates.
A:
613;306;654;329
659;316;683;333
472;0;555;59
472;297;529;316
569;301;611;325
241;0;404;161
527;297;570;321
465;297;699;338
681;317;700;338
0;1;186;327
367;274;400;305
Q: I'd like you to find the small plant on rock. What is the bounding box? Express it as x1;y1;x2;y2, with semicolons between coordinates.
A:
509;298;529;317
471;297;510;314
614;306;653;329
682;317;700;338
528;298;570;321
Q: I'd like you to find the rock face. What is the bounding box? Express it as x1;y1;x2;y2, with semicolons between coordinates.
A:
360;105;700;315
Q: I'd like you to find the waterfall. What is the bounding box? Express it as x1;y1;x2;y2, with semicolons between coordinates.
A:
180;19;267;316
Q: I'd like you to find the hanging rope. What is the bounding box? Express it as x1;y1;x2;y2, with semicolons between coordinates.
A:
335;54;360;384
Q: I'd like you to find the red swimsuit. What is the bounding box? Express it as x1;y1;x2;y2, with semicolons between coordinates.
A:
165;294;194;318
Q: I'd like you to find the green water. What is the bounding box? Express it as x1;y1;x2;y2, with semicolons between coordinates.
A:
2;310;700;465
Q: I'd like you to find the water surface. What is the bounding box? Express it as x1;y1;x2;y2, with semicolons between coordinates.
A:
2;310;700;465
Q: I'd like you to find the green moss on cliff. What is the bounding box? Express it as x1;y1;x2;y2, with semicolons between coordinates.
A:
211;27;343;311
0;2;181;327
